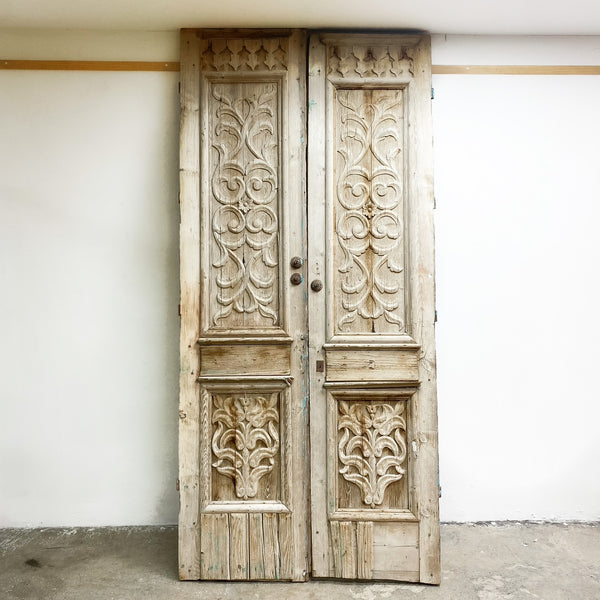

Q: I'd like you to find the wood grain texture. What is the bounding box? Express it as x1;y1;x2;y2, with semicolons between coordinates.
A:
262;513;280;579
200;513;230;579
278;512;294;580
249;513;265;579
356;521;373;579
339;521;357;578
178;30;202;581
407;36;441;585
200;344;291;376
308;32;440;584
307;33;331;579
229;513;249;580
325;348;418;382
181;29;308;582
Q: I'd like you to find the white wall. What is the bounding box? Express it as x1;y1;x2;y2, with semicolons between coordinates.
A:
432;36;600;522
1;32;599;526
0;33;180;526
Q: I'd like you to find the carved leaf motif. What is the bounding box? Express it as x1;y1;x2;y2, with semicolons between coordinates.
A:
338;401;407;508
335;90;405;332
210;84;280;327
212;393;280;500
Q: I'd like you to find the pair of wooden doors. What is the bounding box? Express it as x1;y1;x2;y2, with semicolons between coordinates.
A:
179;29;439;584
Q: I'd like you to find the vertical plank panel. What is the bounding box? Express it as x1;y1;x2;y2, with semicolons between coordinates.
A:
262;513;280;579
229;513;249;580
178;28;202;581
278;513;294;579
249;513;265;579
200;513;230;580
329;520;341;578
356;521;373;579
339;522;357;579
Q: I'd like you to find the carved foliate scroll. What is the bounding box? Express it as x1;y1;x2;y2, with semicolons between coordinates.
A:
211;393;280;500
328;45;414;78
337;401;407;508
201;38;288;72
334;89;406;334
209;82;281;329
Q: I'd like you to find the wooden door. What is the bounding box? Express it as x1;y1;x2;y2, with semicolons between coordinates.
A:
179;29;309;581
179;29;439;584
307;33;439;584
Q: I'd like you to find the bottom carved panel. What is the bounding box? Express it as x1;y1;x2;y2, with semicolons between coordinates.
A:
209;390;283;503
330;392;411;511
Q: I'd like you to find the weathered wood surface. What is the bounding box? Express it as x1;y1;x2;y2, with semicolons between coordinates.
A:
178;29;202;581
308;32;440;583
181;29;438;584
179;28;308;582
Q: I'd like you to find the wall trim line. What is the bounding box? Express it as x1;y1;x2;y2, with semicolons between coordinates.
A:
1;60;600;75
432;65;600;75
0;59;180;72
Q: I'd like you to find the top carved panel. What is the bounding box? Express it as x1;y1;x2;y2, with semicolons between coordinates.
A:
201;38;288;72
327;45;414;79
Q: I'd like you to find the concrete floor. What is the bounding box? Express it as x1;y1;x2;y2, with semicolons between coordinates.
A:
0;523;598;600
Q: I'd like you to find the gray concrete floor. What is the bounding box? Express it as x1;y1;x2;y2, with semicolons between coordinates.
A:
0;523;598;600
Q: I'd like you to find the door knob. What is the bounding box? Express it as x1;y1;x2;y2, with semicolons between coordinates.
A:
310;279;323;292
290;256;303;269
290;273;303;285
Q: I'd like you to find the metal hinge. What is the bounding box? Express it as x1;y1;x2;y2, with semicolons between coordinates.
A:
439;484;442;498
434;310;438;323
431;87;435;100
178;304;181;317
176;478;180;492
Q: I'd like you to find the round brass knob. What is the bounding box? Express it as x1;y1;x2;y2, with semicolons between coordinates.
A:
290;273;303;285
310;279;323;292
290;256;303;269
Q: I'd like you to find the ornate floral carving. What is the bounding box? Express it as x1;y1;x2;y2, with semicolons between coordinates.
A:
201;38;288;72
328;45;414;78
338;401;407;508
335;89;405;332
210;83;280;326
211;393;280;500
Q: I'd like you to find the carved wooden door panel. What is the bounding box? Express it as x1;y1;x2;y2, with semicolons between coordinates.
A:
179;29;309;581
179;29;439;584
307;34;440;584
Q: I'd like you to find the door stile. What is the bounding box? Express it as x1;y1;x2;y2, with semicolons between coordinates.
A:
179;29;202;581
307;35;329;576
405;35;440;583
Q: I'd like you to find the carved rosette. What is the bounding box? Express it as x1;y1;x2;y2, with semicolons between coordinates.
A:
335;89;406;333
337;401;407;508
210;83;280;327
211;393;280;500
327;45;414;78
201;38;288;72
